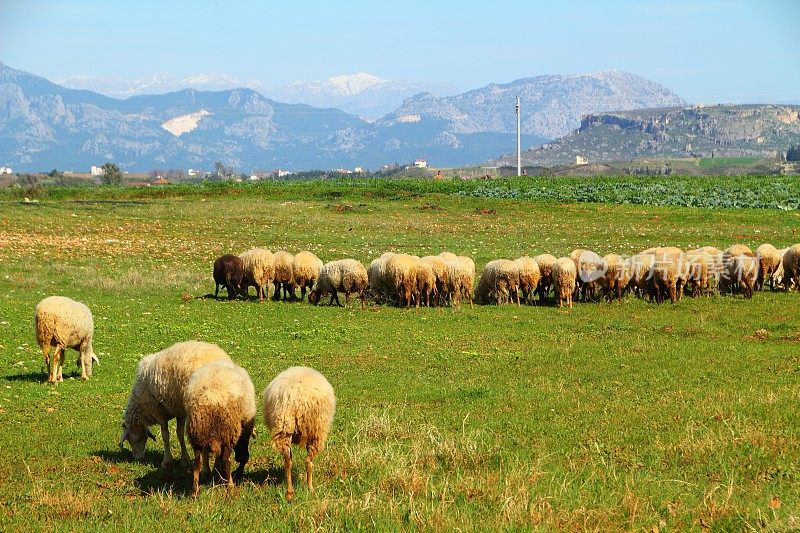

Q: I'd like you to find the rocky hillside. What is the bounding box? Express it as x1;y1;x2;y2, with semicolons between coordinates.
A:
493;105;800;167
382;70;686;139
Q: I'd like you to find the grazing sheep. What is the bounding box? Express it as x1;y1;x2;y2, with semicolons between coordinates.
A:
185;360;256;497
599;254;630;302
308;259;369;308
263;366;336;501
650;247;683;304
781;244;800;291
720;251;757;298
726;244;753;257
772;247;789;289
438;251;458;262
367;252;395;303
514;257;541;304
534;254;557;302
385;254;418;308
755;244;781;291
413;257;437;307
552;257;577;308
476;259;520;305
441;254;475;308
239;248;275;302
293;251;324;302
119;341;232;469
629;252;655;300
422;255;450;306
683;249;712;297
698;246;723;290
272;251;296;301
570;249;604;301
35;296;99;384
213;254;244;300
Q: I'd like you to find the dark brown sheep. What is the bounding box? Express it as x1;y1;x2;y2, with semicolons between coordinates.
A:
213;254;244;300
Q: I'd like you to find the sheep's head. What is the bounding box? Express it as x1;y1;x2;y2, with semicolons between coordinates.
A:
119;421;156;459
308;290;320;305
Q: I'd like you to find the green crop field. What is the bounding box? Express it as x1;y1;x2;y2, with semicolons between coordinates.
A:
698;157;763;168
1;177;799;531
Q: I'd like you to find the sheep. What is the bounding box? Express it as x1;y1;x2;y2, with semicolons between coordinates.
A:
755;243;781;291
570;249;604;301
421;255;450;306
444;255;475;308
683;249;712;297
552;257;577;308
367;252;395;303
772;247;789;289
650;247;683;304
599;254;630;302
438;251;458;262
781;244;800;291
293;251;324;302
34;296;99;384
628;252;655;300
308;259;369;308
272;250;296;301
185;360;256;497
720;251;757;298
514;257;541;304
698;246;723;290
413;257;437;307
263;366;336;501
213;254;244;300
239;248;274;302
534;254;557;302
385;254;418;308
476;259;520;305
119;341;232;469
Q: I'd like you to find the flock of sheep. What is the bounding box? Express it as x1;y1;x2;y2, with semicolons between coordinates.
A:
34;297;335;499
29;241;800;500
214;243;800;309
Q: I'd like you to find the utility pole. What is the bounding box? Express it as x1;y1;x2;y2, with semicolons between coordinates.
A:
516;96;521;177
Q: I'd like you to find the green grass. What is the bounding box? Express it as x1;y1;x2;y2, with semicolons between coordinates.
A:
698;157;763;168
1;178;799;530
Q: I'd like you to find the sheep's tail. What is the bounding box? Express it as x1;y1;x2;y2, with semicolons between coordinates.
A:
35;314;51;350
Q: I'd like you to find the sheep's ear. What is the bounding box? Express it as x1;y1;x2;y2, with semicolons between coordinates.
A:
118;429;129;449
146;428;157;441
91;354;100;365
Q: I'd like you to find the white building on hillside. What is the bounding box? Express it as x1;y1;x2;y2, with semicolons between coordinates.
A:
413;159;428;168
0;167;12;174
90;165;103;176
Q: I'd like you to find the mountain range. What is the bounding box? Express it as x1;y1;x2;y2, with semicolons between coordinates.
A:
1;61;688;172
58;72;460;120
492;104;800;167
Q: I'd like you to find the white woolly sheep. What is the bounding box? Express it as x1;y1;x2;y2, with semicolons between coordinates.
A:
781;244;800;291
683;249;713;297
293;251;324;302
599;254;630;302
35;296;99;384
650;247;683;304
755;243;781;291
720;250;757;298
308;259;369;308
385;254;418;308
239;248;275;302
570;249;604;301
272;250;296;300
263;366;336;501
443;255;475;307
185;360;256;498
422;255;450;306
514;256;541;304
413;257;437;307
119;341;232;469
772;247;789;289
476;259;520;305
552;257;577;308
533;254;557;302
367;252;395;303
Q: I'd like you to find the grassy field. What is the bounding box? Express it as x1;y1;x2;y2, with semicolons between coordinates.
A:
1;177;799;531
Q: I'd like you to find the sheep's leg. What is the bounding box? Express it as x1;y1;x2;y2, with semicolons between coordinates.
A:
305;445;317;493
220;446;233;488
344;290;351;305
48;346;62;384
282;446;294;501
191;448;202;498
232;428;251;483
300;285;307;301
202;450;211;476
56;347;65;383
214;283;220;299
160;421;174;468
41;341;52;374
176;417;190;465
226;282;236;300
333;292;342;307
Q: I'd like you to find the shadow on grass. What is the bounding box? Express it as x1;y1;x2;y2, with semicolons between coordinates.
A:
3;369;83;383
245;465;284;487
92;448;165;466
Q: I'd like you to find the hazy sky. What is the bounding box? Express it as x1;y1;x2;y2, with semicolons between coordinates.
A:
1;0;798;103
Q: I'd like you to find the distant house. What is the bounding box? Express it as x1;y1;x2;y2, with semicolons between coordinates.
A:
354;166;363;174
90;165;103;176
413;159;428;168
272;169;292;178
575;156;588;166
0;166;12;174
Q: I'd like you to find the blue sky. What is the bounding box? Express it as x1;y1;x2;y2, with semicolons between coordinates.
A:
1;0;798;103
